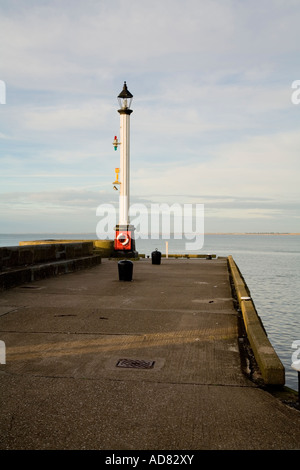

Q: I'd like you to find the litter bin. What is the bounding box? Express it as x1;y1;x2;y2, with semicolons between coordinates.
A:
151;249;161;265
118;260;133;281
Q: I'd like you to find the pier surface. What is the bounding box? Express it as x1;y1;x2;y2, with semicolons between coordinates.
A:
0;257;299;450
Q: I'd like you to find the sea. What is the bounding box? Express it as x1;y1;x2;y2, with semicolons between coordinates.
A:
1;232;299;392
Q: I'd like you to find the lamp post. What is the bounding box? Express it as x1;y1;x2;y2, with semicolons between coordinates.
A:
113;82;138;258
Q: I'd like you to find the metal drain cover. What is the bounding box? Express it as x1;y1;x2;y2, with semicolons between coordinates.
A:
116;359;155;369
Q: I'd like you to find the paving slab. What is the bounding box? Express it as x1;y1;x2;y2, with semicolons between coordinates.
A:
0;257;299;450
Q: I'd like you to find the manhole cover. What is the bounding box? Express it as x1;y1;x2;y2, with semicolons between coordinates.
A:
116;359;155;369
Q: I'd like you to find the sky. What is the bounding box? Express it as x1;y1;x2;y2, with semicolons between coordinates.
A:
0;0;300;235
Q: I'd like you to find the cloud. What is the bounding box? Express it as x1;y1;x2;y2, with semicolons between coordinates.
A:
1;0;299;91
0;0;300;233
21;102;110;132
132;129;300;201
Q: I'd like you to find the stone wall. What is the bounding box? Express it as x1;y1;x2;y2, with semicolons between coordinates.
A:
0;242;101;291
0;242;94;269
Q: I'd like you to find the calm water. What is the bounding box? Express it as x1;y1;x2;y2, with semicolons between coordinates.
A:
1;232;299;391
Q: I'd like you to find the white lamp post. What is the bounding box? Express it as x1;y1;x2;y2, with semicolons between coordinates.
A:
118;81;133;226
113;82;138;257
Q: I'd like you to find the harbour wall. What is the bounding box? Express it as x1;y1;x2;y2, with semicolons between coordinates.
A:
0;241;101;291
19;239;114;258
228;255;285;386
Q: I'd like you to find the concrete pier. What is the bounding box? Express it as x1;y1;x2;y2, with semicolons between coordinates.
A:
0;256;299;450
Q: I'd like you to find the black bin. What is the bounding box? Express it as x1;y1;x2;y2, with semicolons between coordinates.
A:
118;260;133;281
151;249;161;265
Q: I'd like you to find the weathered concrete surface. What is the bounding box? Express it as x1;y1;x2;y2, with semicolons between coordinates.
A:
0;258;299;450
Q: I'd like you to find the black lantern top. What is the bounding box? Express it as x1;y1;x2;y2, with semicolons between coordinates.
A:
118;81;133;112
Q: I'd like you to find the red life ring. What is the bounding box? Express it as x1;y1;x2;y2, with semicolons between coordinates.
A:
117;232;130;246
